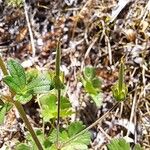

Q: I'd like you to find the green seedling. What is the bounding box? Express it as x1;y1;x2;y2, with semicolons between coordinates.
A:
112;58;128;101
6;0;23;7
3;59;51;104
81;66;102;107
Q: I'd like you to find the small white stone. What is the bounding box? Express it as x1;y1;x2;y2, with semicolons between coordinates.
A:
21;59;33;68
60;65;69;76
37;38;43;46
134;57;143;64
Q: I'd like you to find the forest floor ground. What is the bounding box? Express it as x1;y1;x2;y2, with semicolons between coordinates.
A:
0;0;150;149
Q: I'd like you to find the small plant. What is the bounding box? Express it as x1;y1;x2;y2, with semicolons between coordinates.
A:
39;93;73;122
0;42;91;149
6;0;23;7
81;66;102;107
112;57;128;101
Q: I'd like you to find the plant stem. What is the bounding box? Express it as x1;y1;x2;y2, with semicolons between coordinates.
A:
62;102;120;148
0;55;8;76
55;40;61;148
14;101;43;150
56;89;61;149
56;40;61;77
0;56;43;150
119;57;124;91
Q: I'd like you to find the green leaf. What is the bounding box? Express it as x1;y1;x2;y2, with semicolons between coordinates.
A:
7;59;26;89
26;68;39;83
49;122;91;150
15;143;31;150
3;76;22;94
3;59;52;105
85;81;97;95
133;144;143;150
67;122;91;145
25;129;52;150
62;142;88;150
0;105;6;124
112;58;128;102
0;102;12;125
107;138;130;150
27;76;51;94
40;94;57;122
83;66;96;80
61;97;72;109
92;77;101;88
15;94;33;104
90;92;102;108
49;129;69;143
3;59;27;95
112;83;128;101
68;121;85;137
40;93;73;122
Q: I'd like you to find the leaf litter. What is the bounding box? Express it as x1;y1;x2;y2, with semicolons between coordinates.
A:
0;0;150;149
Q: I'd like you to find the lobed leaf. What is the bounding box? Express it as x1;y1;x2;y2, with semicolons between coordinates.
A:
7;59;26;89
15;143;31;150
83;66;96;80
3;76;22;93
107;138;130;150
27;76;51;94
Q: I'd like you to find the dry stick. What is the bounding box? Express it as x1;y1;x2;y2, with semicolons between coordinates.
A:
126;88;137;137
0;56;43;150
62;102;120;148
23;0;36;57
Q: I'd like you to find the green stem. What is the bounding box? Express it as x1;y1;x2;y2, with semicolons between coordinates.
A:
0;56;43;150
56;40;61;77
56;89;61;149
119;58;124;91
14;101;43;150
55;40;61;149
0;55;9;104
0;55;8;76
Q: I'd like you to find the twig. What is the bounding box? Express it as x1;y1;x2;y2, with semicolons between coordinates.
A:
23;0;36;57
105;36;112;65
126;88;137;136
